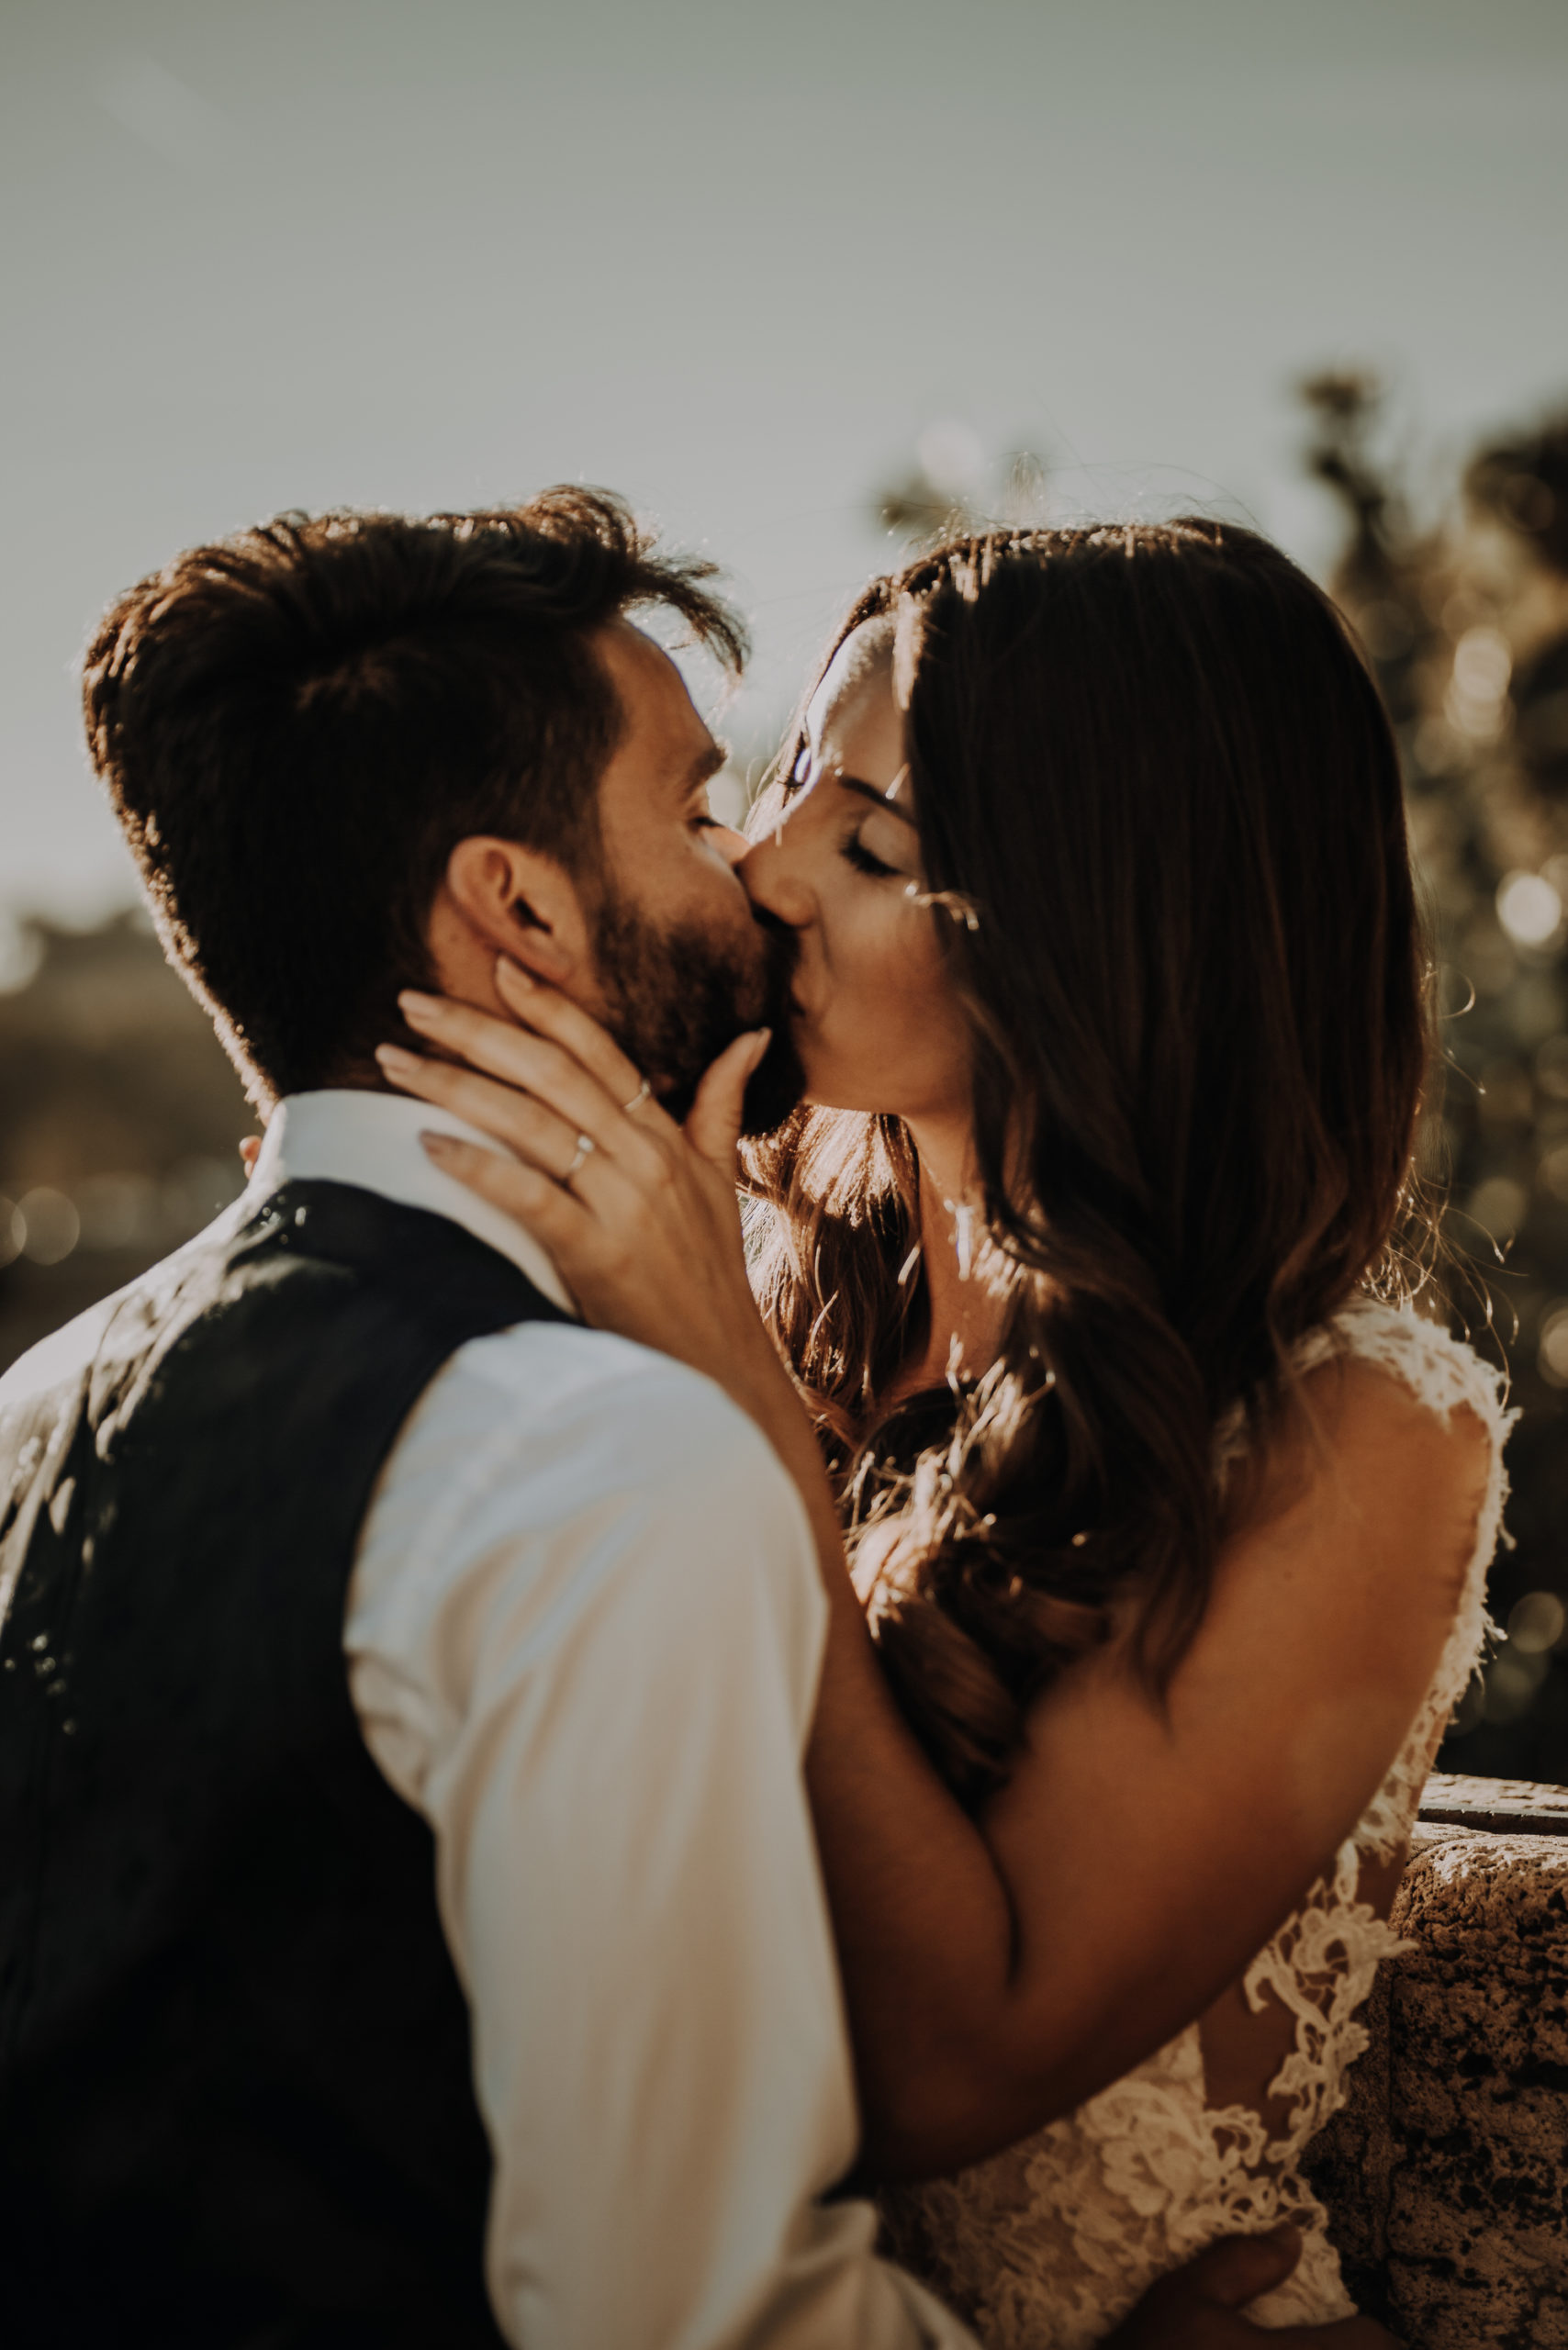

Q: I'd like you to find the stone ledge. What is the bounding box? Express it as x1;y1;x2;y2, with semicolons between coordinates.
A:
1305;1776;1568;2349
1418;1771;1568;1838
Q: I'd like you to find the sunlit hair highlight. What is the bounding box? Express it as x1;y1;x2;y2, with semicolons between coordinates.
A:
82;489;745;1104
743;520;1434;1807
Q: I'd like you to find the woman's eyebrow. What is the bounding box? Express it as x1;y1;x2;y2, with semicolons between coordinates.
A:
836;773;918;824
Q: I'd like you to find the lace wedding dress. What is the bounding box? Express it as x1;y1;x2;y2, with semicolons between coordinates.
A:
879;1300;1513;2345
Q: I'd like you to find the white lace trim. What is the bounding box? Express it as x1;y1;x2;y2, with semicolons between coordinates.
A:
881;1300;1514;2345
1285;1302;1513;1860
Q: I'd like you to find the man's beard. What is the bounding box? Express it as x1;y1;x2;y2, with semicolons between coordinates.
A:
592;891;805;1136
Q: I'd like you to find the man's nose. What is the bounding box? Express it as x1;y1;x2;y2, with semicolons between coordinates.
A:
710;822;750;870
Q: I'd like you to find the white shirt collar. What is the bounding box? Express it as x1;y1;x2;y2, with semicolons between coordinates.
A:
246;1089;576;1315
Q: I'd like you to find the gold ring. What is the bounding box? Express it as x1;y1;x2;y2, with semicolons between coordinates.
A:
621;1077;653;1114
564;1133;596;1181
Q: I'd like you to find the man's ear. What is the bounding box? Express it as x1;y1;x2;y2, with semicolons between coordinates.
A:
435;834;591;995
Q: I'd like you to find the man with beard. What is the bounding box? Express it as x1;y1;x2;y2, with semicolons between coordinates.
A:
0;493;1319;2349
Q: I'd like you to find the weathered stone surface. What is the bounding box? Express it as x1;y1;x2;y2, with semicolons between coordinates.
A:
1420;1772;1568;1837
1305;1815;1568;2348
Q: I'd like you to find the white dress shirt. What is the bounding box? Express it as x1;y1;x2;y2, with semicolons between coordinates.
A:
248;1091;974;2350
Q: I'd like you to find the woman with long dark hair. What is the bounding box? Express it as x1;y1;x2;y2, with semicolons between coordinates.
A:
383;520;1507;2341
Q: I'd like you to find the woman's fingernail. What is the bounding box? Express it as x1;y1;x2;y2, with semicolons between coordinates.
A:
398;990;442;1021
497;957;534;989
748;1027;772;1067
420;1130;456;1156
375;1043;422;1074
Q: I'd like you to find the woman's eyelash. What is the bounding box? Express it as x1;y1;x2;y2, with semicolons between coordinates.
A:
842;834;900;879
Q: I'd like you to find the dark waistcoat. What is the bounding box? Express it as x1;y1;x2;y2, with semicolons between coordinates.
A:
0;1179;571;2347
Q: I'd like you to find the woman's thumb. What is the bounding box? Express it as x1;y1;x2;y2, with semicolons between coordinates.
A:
685;1028;770;1169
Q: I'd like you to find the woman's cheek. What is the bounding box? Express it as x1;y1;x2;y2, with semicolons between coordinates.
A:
892;913;954;1012
861;927;947;1069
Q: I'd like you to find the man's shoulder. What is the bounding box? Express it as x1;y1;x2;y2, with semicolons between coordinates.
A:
429;1319;785;1490
0;1195;286;1434
358;1324;820;1688
0;1277;149;1431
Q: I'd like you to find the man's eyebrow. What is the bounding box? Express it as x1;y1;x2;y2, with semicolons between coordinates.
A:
683;740;728;792
837;773;918;824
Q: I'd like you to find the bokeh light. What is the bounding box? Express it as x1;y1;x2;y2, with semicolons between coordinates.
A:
16;1189;81;1268
1453;626;1513;702
1508;1591;1567;1654
1538;1304;1568;1387
1496;871;1564;948
1469;1174;1529;1243
1484;1647;1549;1725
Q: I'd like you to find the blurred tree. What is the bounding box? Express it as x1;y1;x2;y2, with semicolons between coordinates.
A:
0;912;252;1370
1303;374;1568;1782
875;425;1051;546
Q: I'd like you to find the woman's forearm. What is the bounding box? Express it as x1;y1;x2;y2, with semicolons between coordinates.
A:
742;1369;1262;2184
736;1360;1351;2187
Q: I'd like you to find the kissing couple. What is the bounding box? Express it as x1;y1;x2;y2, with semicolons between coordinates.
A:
0;491;1507;2347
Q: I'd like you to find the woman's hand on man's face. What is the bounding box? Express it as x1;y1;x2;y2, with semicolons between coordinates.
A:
372;958;784;1414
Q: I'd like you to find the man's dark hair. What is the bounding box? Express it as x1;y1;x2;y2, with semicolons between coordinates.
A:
81;489;747;1103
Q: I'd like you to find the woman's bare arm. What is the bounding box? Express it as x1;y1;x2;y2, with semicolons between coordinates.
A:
811;1361;1489;2177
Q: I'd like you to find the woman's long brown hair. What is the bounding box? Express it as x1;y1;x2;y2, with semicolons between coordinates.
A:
742;520;1432;1808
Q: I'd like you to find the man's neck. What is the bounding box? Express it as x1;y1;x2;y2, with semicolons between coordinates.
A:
248;1090;576;1315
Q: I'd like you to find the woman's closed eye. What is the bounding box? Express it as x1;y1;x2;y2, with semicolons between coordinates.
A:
842;830;902;879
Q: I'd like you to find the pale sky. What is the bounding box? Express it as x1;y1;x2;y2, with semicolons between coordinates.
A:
4;0;1567;923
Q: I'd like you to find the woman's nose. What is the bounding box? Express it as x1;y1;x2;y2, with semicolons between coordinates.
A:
737;811;815;928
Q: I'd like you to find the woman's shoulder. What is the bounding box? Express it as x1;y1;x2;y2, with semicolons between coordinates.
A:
1180;1306;1503;1766
1288;1299;1506;1538
1214;1297;1508;1652
1298;1294;1515;1450
1215;1296;1513;1497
